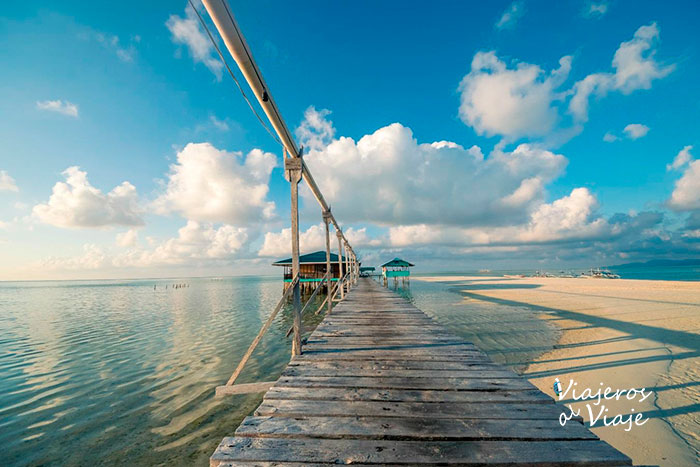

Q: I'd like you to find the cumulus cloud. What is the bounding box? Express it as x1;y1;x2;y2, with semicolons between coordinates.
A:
301;112;566;226
623;123;650;139
458;51;571;139
153;142;277;224
129;221;249;266
0;170;18;192
495;1;525;30
33;167;143;228
389;188;607;247
570;23;674;121
116;229;139;248
667;145;693;171
296;106;335;151
36;100;79;118
259;223;379;257
166;5;223;79
603;132;618;143
669;157;700;211
605;123;650;142
40;221;250;272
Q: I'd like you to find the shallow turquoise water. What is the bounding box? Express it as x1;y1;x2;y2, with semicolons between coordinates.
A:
0;276;556;466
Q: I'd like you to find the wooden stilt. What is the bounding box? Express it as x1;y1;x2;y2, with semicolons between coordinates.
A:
286;153;303;356
336;231;345;300
323;210;333;315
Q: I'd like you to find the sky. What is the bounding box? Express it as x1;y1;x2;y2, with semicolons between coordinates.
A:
0;0;699;280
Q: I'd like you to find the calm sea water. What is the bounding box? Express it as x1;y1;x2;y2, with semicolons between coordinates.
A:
7;268;694;466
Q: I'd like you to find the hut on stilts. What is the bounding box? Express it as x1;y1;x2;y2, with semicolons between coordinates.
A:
381;257;414;287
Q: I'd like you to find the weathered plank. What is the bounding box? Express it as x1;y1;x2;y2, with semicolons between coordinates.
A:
263;386;553;403
236;415;596;441
254;399;578;420
280;366;520;379
212;437;632;465
273;375;536;390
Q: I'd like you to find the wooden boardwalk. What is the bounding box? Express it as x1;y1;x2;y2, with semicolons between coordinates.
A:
211;278;632;466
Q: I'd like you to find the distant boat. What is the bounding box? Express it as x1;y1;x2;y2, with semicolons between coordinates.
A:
580;268;620;279
478;269;491;273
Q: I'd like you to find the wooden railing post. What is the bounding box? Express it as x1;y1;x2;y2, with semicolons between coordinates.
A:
285;153;303;356
336;231;345;299
344;242;351;292
323;210;333;315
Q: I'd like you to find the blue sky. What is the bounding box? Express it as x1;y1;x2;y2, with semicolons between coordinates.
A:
0;0;698;279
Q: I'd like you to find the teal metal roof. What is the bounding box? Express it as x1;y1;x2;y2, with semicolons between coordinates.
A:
360;266;375;272
380;257;414;268
272;250;346;266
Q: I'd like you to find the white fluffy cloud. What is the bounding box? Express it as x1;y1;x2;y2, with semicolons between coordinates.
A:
153;142;277;224
116;229;139;248
130;221;248;266
458;51;571;139
33;167;143;228
389;188;607;247
667;145;693;171
40;221;250;272
604;123;650;142
495;1;525;30
36;100;79;118
669;148;700;211
623;123;650;139
0;170;18;192
570;23;674;121
295;107;335;151
259;223;379;257
166;5;223;79
300;112;566;226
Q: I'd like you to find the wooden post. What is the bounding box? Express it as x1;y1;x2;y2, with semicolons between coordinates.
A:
336;231;344;299
285;153;303;356
323;210;333;315
344;242;351;292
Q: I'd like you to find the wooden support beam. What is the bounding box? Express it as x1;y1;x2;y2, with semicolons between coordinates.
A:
223;275;298;386
336;231;344;299
323;210;333;316
215;381;276;396
286;154;303;356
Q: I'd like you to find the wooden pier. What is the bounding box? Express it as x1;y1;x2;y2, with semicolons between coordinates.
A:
210;278;632;466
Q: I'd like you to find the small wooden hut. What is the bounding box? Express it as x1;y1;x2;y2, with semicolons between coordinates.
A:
380;257;414;286
273;251;346;292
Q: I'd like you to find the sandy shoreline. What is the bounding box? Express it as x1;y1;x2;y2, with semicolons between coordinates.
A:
416;276;699;467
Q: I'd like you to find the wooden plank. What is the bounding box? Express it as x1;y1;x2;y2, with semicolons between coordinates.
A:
211;438;632;465
280;366;520;379
292;353;489;362
273;376;536;391
263;386;553;403
288;359;504;371
254;399;579;420
235;416;596;441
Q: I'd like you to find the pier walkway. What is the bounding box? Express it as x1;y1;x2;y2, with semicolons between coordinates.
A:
210;278;631;466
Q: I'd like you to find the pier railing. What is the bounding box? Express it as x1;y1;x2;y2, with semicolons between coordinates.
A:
196;0;360;395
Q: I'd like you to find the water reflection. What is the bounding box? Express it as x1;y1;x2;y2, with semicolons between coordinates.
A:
0;276;552;466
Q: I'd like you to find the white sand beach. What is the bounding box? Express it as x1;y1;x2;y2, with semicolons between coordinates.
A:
417;276;700;467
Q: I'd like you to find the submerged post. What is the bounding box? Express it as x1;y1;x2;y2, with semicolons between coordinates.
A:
285;153;303;356
323;210;333;315
336;231;345;299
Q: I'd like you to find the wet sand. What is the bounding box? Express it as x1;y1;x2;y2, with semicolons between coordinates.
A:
417;276;699;467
